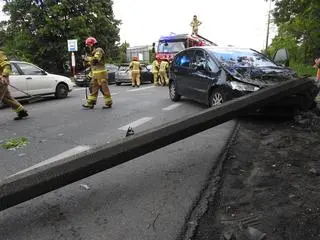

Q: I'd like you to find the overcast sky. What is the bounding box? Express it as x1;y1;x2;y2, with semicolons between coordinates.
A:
113;0;276;51
1;0;276;51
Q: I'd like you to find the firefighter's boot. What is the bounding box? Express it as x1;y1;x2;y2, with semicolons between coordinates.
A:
102;96;112;109
82;103;94;109
14;109;28;120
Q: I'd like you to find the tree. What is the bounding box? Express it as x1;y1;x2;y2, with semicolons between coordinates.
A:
268;0;320;63
1;0;121;74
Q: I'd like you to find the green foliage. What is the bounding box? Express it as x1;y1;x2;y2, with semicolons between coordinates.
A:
1;137;29;150
290;61;318;77
269;0;320;64
0;0;122;74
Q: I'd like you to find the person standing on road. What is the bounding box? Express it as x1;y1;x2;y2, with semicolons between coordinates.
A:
82;37;113;109
129;56;141;87
313;57;320;102
152;57;160;86
0;50;29;120
159;58;169;86
190;15;202;35
313;57;320;82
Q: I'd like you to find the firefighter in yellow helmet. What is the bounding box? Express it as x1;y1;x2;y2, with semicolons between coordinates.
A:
82;37;113;109
159;58;169;86
190;15;202;35
152;56;160;86
0;50;28;120
129;56;141;87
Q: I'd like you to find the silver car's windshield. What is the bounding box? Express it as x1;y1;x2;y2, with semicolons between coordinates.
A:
158;41;185;53
208;48;277;68
118;65;129;71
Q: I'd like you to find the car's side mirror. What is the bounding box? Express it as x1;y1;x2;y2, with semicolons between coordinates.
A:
41;70;47;75
273;48;289;67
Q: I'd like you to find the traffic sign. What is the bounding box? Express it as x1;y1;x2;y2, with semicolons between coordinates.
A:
67;39;78;52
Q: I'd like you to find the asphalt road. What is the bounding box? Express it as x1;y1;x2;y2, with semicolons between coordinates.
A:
0;83;236;240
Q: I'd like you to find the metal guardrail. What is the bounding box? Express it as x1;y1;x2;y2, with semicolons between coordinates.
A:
0;78;315;211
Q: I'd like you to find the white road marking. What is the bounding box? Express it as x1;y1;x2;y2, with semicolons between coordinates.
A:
73;88;85;91
8;145;91;178
127;86;155;92
118;117;153;131
162;103;182;111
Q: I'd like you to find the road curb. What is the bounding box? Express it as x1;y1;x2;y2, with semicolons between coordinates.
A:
177;120;241;240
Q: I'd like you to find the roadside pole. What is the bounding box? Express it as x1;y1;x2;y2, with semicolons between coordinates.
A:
67;39;78;80
71;52;76;78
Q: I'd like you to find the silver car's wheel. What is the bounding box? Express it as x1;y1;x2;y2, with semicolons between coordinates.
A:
209;88;226;107
169;81;180;101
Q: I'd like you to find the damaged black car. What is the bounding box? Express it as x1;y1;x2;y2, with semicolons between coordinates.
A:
169;46;318;113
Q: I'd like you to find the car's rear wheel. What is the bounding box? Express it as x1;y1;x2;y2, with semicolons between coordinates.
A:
55;83;69;99
116;82;121;86
209;88;226;107
169;81;181;101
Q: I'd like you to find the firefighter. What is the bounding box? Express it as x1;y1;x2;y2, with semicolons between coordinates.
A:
152;57;160;86
159;58;169;86
129;56;141;87
82;37;112;109
190;15;202;35
0;50;28;120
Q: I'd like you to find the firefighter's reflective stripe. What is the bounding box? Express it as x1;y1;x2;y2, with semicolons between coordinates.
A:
88;95;97;101
92;70;106;74
92;69;107;79
14;105;23;113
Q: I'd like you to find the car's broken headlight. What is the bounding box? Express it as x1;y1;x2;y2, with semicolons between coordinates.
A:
230;81;260;92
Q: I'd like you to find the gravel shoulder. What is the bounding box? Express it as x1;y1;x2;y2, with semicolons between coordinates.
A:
191;112;320;240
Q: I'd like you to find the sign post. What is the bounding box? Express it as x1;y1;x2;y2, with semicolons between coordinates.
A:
67;39;78;77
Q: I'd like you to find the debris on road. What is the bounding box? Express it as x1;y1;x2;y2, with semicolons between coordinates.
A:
80;184;90;190
1;137;29;150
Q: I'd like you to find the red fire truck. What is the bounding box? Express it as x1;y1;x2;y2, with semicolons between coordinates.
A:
153;33;217;62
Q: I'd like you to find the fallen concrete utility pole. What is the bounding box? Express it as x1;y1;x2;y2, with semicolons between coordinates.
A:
0;78;315;211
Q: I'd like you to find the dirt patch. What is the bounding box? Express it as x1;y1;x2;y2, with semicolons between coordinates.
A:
192;114;320;240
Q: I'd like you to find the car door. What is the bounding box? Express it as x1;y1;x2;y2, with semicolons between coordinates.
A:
140;64;148;82
188;49;211;102
16;62;53;95
8;63;28;98
171;50;194;96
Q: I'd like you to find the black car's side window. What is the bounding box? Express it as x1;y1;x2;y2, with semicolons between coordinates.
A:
206;54;219;73
174;51;191;68
192;50;206;70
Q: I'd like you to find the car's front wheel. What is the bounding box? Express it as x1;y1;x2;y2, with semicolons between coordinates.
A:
55;83;69;99
116;82;121;86
209;88;227;107
169;81;181;101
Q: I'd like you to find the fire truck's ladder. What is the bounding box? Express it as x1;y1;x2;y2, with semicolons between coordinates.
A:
194;34;218;46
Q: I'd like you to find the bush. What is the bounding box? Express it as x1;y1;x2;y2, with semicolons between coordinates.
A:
290;62;317;77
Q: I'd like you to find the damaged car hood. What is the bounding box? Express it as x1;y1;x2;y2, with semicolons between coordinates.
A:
222;64;297;88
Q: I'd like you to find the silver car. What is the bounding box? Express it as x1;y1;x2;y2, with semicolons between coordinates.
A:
115;63;153;86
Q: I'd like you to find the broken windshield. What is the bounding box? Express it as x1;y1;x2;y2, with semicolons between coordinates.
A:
208;48;277;68
158;41;185;53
